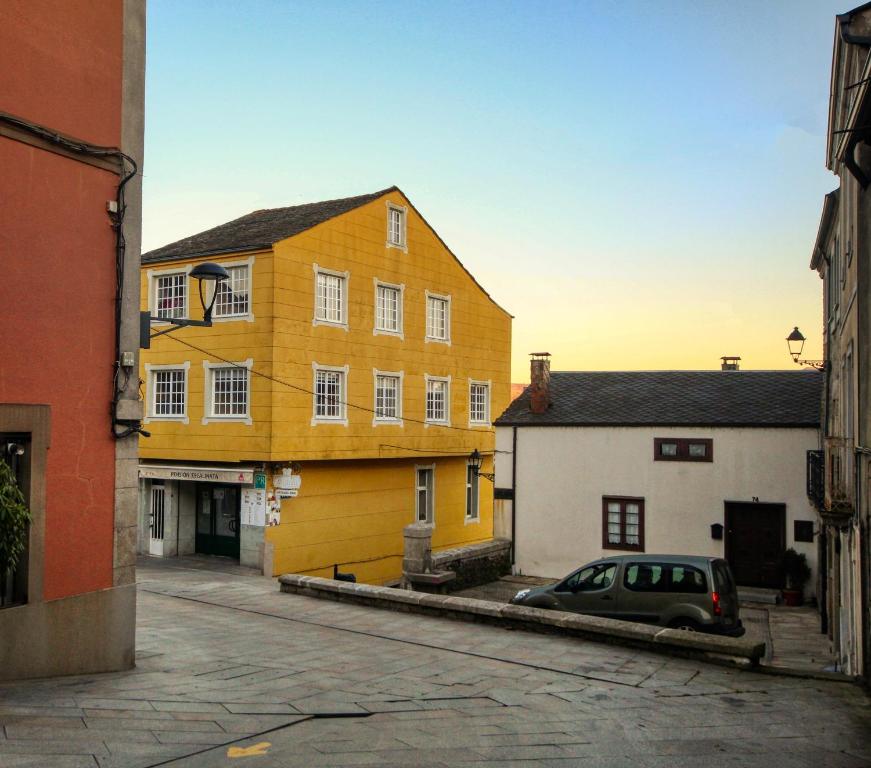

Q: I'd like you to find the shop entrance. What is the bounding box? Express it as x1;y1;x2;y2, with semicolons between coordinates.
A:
196;484;241;559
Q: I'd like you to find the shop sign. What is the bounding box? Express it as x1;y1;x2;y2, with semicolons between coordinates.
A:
254;472;267;489
139;465;254;484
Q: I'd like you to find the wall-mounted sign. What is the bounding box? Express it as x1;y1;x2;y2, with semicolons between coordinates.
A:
254;472;267;489
138;465;254;484
275;488;298;500
241;488;267;526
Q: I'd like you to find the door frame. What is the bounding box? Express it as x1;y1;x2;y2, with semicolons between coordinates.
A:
723;500;786;588
195;483;241;559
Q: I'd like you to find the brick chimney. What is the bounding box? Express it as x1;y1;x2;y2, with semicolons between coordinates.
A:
529;352;551;414
720;356;741;371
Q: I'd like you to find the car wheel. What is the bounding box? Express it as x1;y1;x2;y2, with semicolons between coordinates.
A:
669;618;700;632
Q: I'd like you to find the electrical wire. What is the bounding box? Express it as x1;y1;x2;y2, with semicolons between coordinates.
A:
163;333;498;436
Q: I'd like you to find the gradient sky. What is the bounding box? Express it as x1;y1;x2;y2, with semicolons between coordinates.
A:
143;1;845;382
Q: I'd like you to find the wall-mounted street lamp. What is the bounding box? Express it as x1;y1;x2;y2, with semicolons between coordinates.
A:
786;327;827;371
469;449;495;483
140;262;230;349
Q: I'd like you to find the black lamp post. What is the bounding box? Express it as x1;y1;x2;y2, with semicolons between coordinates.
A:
140;262;230;348
786;327;826;370
469;449;495;483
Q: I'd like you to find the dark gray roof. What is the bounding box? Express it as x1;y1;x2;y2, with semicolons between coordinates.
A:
142;187;397;263
496;370;822;428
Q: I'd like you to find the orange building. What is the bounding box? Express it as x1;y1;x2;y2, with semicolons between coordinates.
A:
0;1;145;679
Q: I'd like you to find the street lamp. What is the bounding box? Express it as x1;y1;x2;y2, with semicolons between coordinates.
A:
786;327;826;370
469;449;495;483
140;262;230;349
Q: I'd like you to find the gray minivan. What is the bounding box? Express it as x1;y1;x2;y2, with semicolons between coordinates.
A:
510;554;744;636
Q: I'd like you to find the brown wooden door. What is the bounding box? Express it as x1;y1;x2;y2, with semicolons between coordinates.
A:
724;502;785;588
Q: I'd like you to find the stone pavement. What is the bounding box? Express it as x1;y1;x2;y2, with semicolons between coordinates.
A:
0;558;869;767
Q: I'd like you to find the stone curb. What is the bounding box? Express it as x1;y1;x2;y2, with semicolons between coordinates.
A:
278;574;765;666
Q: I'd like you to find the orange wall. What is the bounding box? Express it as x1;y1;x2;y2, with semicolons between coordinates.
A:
0;2;124;600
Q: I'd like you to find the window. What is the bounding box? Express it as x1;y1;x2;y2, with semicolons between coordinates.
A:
653;438;713;463
623;563;707;594
313;366;346;422
602;496;644;551
466;463;479;521
374;371;402;422
313;265;348;327
425;376;450;424
469;381;490;425
374;281;403;335
213;264;250;318
425;292;450;343
557;563;617;593
387;203;406;248
203;360;252;424
155;272;186;319
416;467;434;524
153;368;186;417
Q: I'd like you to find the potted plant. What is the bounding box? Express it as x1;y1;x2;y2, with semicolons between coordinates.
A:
0;457;30;607
781;547;811;607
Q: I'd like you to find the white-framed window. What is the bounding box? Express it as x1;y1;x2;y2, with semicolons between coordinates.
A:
374;280;404;337
469;380;491;426
202;359;252;425
312;363;349;425
387;202;407;250
144;362;190;423
373;369;403;424
416;465;434;524
313;264;349;329
425;291;451;343
466;463;479;522
149;268;190;320
425;375;451;425
212;259;253;319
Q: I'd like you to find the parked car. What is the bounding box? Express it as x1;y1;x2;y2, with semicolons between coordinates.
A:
510;554;744;636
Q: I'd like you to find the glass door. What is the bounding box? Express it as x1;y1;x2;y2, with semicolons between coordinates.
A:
195;484;241;558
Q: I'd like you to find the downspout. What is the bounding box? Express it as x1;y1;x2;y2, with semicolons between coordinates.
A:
511;426;517;569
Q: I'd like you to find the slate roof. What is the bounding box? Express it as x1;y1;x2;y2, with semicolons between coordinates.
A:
496;370;822;428
142;187;397;263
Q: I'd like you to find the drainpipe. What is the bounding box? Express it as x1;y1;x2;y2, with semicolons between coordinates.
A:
511;426;517;569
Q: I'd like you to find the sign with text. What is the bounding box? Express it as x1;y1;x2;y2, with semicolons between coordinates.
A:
138;465;254;484
241;488;267;526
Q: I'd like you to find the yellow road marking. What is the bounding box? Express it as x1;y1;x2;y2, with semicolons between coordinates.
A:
227;741;271;758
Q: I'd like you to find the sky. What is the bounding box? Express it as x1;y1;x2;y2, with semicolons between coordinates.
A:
143;0;846;382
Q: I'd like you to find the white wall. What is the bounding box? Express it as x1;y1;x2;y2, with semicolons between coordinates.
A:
498;425;820;594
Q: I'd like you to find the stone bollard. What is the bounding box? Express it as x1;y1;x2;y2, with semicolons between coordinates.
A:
402;523;433;587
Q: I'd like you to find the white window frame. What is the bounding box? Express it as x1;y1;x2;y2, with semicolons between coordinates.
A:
468;379;491;427
144;361;190;424
425;291;451;345
415;464;435;525
372;369;403;426
208;256;255;322
465;461;480;523
311;362;349;426
148;265;192;323
424;374;451;426
312;263;350;330
373;279;405;339
202;359;253;425
386;201;408;251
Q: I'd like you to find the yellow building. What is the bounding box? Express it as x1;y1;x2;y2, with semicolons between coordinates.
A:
137;187;512;583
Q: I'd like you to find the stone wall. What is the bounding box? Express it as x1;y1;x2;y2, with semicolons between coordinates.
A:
432;538;511;592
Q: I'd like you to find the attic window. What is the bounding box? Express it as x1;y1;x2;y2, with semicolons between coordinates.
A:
387;203;407;249
654;438;713;463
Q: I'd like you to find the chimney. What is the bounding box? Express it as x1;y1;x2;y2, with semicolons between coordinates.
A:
529;352;551;414
720;356;741;371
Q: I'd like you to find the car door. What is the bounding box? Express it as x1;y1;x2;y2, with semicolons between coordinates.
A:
552;562;620;617
617;561;670;624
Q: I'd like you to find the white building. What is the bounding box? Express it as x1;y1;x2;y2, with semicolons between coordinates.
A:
494;356;823;598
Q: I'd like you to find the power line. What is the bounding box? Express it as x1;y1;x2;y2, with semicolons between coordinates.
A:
164;334;497;435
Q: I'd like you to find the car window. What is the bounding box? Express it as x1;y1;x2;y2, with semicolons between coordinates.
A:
624;563;665;592
712;561;734;592
669;565;707;594
559;564;616;592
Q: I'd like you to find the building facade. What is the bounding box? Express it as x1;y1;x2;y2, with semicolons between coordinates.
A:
806;1;871;678
138;188;512;584
0;1;145;679
495;357;823;598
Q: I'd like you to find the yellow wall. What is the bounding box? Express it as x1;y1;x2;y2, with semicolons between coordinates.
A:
139;189;511;581
269;455;494;585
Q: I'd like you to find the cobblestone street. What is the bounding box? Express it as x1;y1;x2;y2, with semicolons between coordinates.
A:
0;559;869;767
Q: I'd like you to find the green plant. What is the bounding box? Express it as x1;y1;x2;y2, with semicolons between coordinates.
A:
0;457;30;579
782;547;811;592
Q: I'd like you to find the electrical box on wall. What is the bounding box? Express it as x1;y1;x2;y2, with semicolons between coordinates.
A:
710;523;724;540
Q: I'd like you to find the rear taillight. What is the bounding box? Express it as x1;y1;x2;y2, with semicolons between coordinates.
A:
712;591;722;616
